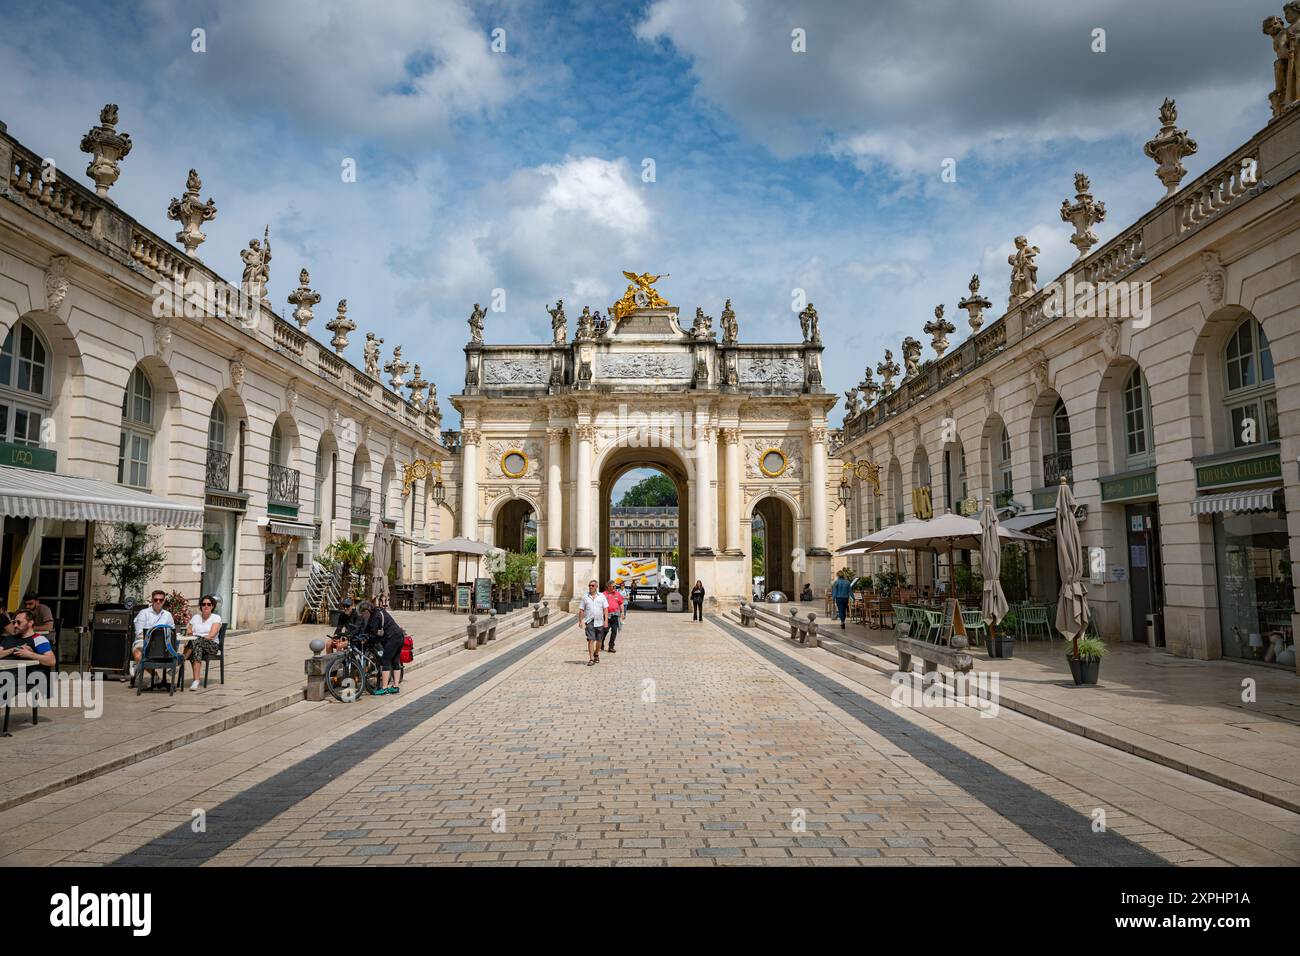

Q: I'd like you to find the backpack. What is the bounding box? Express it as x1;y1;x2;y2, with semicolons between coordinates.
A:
400;635;414;664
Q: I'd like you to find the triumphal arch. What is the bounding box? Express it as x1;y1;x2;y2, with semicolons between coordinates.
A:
450;274;837;610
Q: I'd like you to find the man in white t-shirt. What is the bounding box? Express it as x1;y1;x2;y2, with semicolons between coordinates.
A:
577;579;608;667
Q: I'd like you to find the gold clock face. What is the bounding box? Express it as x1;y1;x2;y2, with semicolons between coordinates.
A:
501;450;528;478
759;448;787;478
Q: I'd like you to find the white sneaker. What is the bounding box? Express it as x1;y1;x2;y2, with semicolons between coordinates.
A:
190;680;201;691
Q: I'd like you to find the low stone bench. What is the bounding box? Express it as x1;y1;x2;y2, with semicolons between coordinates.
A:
895;634;974;677
303;650;345;702
465;611;499;649
739;602;758;626
788;609;819;648
532;601;551;628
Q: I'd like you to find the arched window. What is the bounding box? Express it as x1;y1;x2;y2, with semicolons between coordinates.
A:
1052;399;1071;454
118;368;154;489
270;421;286;467
998;426;1012;498
1123;368;1152;464
0;319;52;447
207;403;226;452
1223;317;1277;448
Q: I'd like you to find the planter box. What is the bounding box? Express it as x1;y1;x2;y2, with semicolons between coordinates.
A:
987;635;1014;659
1068;657;1100;685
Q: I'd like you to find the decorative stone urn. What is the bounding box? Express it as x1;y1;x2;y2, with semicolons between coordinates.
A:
79;104;132;199
1143;98;1197;197
957;274;992;333
166;169;217;257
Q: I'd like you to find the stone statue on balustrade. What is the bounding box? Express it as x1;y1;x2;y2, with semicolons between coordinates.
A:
240;228;271;303
548;299;567;344
691;307;714;339
576;306;598;342
721;299;738;345
901;336;922;379
363;332;384;378
843;387;860;418
468;303;486;345
799;302;821;345
1007;235;1039;306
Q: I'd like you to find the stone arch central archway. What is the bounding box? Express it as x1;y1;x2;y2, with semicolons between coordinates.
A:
751;493;796;598
597;443;691;602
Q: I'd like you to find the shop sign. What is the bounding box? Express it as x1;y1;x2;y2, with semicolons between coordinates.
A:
0;441;56;472
1100;469;1157;503
1195;453;1281;490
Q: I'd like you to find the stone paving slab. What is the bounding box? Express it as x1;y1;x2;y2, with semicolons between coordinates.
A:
5;610;1295;866
0;609;491;811
778;602;1300;813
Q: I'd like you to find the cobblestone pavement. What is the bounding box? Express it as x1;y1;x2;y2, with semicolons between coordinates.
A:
3;612;1297;866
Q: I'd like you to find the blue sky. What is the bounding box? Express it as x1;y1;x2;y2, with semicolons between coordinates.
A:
0;0;1275;435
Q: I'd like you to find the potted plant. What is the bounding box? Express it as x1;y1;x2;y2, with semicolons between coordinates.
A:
325;539;369;605
93;522;166;605
988;609;1018;658
1067;634;1107;685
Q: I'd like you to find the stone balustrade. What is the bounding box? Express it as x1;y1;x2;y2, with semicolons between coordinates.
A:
0;124;443;446
1176;147;1260;234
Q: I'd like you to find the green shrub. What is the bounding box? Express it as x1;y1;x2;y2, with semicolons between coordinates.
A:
1071;636;1108;661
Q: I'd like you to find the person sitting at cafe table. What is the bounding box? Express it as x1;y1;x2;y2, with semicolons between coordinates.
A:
183;594;222;691
22;592;53;631
0;609;56;668
127;590;175;683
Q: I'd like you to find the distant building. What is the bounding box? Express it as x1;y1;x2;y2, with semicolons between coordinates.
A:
609;506;678;569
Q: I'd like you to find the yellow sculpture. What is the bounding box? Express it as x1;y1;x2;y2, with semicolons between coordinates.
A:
613;271;671;319
402;458;441;497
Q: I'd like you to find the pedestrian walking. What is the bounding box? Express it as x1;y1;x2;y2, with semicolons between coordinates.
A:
691;579;705;621
832;570;853;629
578;579;608;666
602;581;624;653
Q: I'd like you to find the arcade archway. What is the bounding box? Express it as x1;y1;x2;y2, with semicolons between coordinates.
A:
493;497;535;553
752;494;796;598
598;446;690;605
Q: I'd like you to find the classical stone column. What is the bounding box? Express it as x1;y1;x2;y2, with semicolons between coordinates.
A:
574;423;595;555
460;428;481;540
545;426;565;555
694;417;714;554
722;427;742;553
809;424;830;555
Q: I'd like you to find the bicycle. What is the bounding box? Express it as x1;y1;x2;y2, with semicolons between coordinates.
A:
324;631;383;702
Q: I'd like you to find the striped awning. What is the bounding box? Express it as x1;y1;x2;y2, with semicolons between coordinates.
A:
0;464;203;528
1191;486;1281;516
257;516;315;538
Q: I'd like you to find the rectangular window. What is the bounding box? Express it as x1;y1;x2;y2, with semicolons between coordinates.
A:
121;432;151;489
1230;402;1261;448
12;406;41;446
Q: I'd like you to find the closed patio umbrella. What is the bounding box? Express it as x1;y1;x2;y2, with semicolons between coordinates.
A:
371;526;392;603
979;498;1009;626
1054;477;1091;654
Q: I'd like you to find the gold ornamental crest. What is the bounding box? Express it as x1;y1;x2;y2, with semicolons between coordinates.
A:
613;271;670;320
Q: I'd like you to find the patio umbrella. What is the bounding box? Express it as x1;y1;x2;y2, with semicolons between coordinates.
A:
371;525;392;603
1053;477;1091;654
420;536;492;599
979;498;1009;627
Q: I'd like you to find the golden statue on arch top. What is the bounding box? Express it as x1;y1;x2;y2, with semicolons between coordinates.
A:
613;270;671;320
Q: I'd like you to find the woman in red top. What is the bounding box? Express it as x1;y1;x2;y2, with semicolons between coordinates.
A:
602;581;624;653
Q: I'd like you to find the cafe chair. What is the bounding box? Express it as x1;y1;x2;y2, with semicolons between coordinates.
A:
202;623;228;688
135;624;182;696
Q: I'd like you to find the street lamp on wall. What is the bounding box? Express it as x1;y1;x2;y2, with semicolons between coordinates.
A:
432;479;446;506
838;477;852;506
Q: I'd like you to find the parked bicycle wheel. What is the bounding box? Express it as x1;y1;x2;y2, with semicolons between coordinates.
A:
325;655;363;702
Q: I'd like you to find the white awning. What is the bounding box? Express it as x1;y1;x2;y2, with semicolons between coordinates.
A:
0;464;202;528
1001;509;1055;533
1191;487;1281;517
257;516;315;537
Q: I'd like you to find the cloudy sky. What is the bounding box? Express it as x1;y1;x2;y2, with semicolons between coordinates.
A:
0;0;1275;440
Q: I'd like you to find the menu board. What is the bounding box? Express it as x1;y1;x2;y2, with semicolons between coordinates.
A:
474;577;492;610
455;584;472;611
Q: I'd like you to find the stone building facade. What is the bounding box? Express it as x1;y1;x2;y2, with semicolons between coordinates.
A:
0;109;449;631
609;505;679;569
835;80;1300;673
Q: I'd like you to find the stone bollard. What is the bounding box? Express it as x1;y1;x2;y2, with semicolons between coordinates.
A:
465;613;480;650
532;601;551;628
487;608;498;642
789;608;800;642
739;602;757;626
805;613;819;649
304;638;330;701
